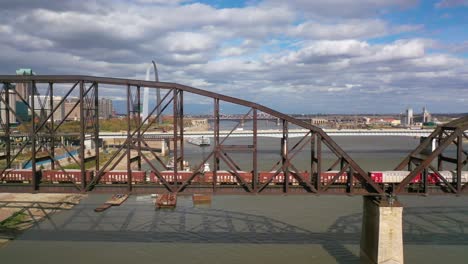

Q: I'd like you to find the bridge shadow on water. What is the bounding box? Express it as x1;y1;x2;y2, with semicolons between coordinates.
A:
6;195;468;264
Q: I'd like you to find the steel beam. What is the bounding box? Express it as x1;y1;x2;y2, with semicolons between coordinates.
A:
4;85;11;167
137;86;142;171
253;108;258;191
282;119;289;193
94;82;100;171
79;81;86;190
179;91;184;170
31;81;37;191
316;134;322;192
126;84;132;192
173;89;178;189
213;98;220;192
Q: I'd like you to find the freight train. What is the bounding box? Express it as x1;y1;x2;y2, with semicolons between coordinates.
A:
1;169;467;186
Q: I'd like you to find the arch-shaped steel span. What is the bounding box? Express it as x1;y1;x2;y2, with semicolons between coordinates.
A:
0;75;388;195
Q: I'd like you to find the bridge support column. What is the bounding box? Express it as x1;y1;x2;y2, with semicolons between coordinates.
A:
360;196;404;264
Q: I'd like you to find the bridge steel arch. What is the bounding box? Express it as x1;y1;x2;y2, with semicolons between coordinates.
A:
0;75;465;196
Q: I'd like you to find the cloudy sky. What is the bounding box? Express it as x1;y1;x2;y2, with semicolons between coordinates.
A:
1;0;467;114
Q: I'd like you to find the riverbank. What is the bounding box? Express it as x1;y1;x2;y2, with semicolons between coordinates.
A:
0;193;85;247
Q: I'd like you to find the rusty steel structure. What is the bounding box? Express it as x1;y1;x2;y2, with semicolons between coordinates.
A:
393;116;468;195
0;75;466;196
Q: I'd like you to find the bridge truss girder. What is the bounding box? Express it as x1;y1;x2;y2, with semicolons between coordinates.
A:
394;116;468;195
7;75;463;196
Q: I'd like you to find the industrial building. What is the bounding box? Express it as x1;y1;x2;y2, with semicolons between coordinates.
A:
400;107;432;127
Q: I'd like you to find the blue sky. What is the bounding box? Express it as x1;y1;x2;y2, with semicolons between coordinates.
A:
0;0;467;114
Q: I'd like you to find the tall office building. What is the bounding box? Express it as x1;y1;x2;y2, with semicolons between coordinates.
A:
64;97;114;121
29;95;65;122
15;69;34;100
99;98;114;119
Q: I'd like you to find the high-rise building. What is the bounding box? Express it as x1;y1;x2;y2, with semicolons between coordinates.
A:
29;95;65;122
64;97;114;121
15;69;34;100
98;98;114;119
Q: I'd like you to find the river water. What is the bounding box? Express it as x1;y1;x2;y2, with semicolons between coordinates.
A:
0;130;467;263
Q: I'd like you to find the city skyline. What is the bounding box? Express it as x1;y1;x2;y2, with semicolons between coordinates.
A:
0;0;467;113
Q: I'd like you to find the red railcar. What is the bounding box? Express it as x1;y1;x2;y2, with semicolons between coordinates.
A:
320;171;351;184
0;169;34;183
369;171;422;184
42;169;93;184
149;171;194;184
258;171;307;185
204;171;253;184
98;170;145;184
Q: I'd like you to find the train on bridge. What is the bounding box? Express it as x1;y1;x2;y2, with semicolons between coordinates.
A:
2;169;467;187
0;75;465;195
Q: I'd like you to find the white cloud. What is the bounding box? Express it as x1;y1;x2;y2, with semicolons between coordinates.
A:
0;0;466;113
219;47;249;57
292;20;388;40
294;40;370;61
264;0;418;18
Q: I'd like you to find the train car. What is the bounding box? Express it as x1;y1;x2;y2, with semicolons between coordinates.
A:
427;171;468;184
149;171;195;184
320;171;350;185
42;169;93;184
258;171;276;184
369;171;422;184
258;171;310;185
203;171;237;184
0;169;34;183
98;170;145;184
369;171;383;183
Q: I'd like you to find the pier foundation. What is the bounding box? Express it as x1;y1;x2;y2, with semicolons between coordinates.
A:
360;196;404;264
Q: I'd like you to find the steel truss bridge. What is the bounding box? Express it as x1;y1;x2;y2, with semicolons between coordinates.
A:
0;75;467;196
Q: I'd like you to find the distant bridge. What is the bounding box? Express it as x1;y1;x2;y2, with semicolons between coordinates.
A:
0;128;448;140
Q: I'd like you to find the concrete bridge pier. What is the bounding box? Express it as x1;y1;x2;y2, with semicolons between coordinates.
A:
360;196;404;264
